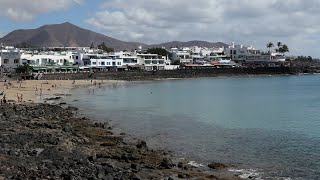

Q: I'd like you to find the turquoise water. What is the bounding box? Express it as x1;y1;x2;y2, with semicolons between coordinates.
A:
69;75;320;179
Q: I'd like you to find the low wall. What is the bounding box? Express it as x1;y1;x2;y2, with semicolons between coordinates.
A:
38;67;305;81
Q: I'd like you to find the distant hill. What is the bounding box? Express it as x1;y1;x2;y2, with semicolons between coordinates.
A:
0;22;228;50
0;22;143;50
147;40;229;49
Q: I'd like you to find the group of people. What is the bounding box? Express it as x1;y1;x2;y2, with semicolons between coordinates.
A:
88;80;104;94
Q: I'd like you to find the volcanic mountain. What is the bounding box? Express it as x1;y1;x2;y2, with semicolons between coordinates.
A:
0;22;228;50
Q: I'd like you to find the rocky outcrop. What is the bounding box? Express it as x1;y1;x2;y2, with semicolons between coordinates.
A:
0;103;239;179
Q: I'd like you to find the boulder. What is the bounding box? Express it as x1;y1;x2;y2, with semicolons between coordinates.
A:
136;140;147;149
208;162;228;169
159;158;174;169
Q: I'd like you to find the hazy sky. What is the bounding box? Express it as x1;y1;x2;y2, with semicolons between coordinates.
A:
0;0;319;57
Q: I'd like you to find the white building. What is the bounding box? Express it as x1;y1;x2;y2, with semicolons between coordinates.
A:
114;51;139;66
226;42;285;63
21;53;70;66
88;55;123;69
137;53;166;70
0;46;21;73
170;48;192;64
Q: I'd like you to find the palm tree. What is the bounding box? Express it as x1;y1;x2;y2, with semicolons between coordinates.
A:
275;42;282;53
266;42;274;53
279;44;289;56
277;42;282;48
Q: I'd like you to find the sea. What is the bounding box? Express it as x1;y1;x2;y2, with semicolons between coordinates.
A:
67;75;320;179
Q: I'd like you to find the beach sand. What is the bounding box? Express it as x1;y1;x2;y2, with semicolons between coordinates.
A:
0;79;122;103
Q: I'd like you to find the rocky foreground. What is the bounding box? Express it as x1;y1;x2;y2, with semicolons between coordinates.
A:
0;103;239;180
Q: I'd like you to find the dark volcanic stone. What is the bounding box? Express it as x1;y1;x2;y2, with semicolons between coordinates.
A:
136;140;147;149
130;173;141;180
159;158;174;169
208;162;228;169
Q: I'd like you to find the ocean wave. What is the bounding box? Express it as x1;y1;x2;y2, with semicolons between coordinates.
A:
228;168;263;180
228;168;294;180
187;161;204;167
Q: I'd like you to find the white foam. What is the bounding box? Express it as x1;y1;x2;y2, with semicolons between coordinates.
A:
228;168;263;180
187;161;204;167
229;168;295;180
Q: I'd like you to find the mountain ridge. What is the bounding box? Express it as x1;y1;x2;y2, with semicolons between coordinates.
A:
0;22;228;50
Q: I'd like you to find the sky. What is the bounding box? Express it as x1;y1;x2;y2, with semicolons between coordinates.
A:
0;0;319;57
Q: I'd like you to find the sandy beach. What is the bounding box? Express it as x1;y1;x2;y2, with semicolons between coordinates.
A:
0;79;122;103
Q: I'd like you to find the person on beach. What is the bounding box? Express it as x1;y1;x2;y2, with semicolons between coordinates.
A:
35;85;38;95
17;93;20;102
3;95;6;104
72;80;75;84
40;88;43;97
20;94;23;103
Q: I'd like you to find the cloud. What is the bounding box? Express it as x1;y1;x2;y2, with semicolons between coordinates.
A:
86;0;320;56
0;0;84;21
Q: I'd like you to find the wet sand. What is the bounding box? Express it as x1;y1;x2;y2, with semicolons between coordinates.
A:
0;79;122;103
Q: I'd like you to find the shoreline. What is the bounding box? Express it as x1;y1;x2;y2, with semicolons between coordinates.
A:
0;79;244;179
0;102;240;179
1;74;316;179
0;79;124;104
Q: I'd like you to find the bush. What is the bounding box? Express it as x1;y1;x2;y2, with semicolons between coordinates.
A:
16;64;33;74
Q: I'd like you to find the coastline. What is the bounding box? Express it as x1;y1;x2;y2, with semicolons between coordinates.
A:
0;79;241;179
2;74;316;179
0;103;239;179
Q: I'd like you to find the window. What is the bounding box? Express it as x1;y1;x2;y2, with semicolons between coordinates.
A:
4;59;9;64
92;62;96;65
76;56;79;59
14;59;19;64
101;62;105;65
117;62;121;65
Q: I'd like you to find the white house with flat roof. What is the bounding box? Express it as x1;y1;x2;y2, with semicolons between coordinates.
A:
0;46;21;73
82;54;123;70
21;53;71;66
226;42;285;63
137;53;166;70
